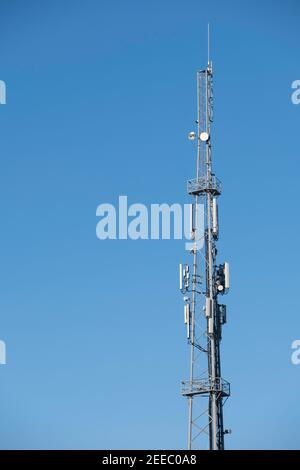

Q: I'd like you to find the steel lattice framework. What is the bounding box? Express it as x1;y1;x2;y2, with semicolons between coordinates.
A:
180;60;230;450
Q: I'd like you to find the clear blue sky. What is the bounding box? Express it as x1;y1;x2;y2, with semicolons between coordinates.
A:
0;0;299;450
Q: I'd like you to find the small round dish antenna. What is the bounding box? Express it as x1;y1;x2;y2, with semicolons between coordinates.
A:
188;131;196;141
200;131;209;142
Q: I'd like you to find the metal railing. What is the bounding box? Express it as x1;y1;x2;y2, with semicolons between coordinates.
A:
181;377;230;397
187;175;221;196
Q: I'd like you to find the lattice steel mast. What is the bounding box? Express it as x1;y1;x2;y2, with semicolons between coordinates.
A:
180;40;230;450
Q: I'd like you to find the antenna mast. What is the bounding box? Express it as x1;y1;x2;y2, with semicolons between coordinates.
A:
180;30;231;450
207;23;210;65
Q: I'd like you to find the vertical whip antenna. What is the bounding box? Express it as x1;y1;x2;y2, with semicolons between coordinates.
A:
208;23;210;66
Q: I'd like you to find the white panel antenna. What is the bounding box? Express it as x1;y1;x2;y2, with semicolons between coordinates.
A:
224;262;230;290
212;198;219;240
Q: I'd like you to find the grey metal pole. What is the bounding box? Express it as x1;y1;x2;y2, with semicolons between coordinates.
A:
205;66;218;451
187;70;202;450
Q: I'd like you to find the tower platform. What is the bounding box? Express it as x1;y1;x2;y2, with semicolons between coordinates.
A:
187;175;221;196
181;377;230;397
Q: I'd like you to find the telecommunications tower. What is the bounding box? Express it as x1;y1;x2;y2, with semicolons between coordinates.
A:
179;32;231;450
